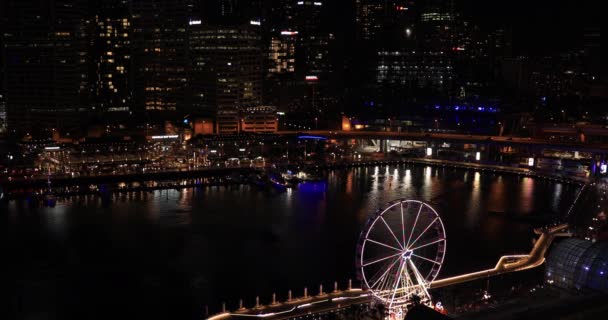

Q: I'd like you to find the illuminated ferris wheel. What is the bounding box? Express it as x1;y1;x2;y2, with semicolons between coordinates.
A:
357;200;446;310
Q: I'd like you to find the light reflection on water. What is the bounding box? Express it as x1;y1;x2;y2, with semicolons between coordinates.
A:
5;164;579;317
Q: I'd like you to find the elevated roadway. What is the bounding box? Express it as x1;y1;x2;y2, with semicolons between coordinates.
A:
277;130;608;154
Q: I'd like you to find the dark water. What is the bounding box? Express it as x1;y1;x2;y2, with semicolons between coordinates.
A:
3;164;578;319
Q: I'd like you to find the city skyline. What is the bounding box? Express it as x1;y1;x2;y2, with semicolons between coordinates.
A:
0;0;603;139
2;2;608;320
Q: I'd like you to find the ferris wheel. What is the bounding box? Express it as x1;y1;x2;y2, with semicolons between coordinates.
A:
357;200;446;309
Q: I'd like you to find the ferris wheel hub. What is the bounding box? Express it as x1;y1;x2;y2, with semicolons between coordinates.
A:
402;250;413;260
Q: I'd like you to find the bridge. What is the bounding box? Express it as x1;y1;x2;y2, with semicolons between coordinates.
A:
206;224;571;320
276;130;608;154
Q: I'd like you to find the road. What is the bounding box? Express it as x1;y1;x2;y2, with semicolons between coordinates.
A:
278;130;608;153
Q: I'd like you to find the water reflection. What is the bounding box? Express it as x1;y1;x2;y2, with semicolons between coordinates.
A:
552;183;563;212
519;177;535;213
465;171;482;229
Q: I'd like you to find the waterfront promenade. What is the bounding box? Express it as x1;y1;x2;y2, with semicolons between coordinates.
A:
206;224;571;320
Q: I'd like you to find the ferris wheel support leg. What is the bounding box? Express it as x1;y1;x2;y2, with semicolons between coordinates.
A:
408;259;432;303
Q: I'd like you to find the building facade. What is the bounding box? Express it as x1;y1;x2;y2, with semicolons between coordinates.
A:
3;0;90;135
189;24;263;115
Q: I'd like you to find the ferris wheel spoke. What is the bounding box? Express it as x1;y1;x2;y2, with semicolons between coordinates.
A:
365;238;402;252
411;253;442;265
407;217;439;250
408;237;445;252
363;252;402;267
369;256;401;290
405;202;424;248
407;259;432;301
380;216;404;250
400;202;406;247
388;261;405;308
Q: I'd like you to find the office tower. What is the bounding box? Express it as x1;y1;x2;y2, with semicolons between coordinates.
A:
268;31;297;76
264;30;297;111
418;0;455;52
189;23;263;115
3;0;89;135
92;1;132;113
355;0;415;45
131;0;191;114
293;1;333;80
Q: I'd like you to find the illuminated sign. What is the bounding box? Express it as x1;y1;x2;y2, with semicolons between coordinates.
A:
305;75;319;81
426;147;433;156
151;135;179;140
475;152;481;161
601;164;607;174
298;135;327;141
281;31;298;36
250;20;261;26
528;157;535;167
189;20;201;25
45;146;60;151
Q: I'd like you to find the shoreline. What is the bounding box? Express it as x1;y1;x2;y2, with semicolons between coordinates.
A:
2;157;587;201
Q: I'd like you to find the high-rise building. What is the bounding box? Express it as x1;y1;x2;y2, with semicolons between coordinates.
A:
266;0;296;31
355;0;415;45
293;1;333;80
268;31;297;76
92;1;132;113
4;0;89;135
131;0;191;114
418;1;455;52
189;24;263;115
374;50;453;112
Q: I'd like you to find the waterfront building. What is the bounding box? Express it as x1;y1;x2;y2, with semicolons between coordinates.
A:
241;106;278;133
216;108;241;134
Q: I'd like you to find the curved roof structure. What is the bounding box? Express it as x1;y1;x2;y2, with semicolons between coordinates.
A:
546;238;608;292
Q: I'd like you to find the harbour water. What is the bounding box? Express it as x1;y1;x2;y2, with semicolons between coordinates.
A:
3;164;578;319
